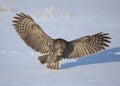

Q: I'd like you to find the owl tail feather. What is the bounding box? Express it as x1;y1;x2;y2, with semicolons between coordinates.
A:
46;61;60;70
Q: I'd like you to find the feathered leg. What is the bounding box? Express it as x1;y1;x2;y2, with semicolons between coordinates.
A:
46;61;61;70
38;54;49;64
38;53;61;70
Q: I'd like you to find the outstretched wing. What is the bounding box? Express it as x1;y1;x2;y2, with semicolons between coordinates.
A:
12;13;53;53
63;32;111;59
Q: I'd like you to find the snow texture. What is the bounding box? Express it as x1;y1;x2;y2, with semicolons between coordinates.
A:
0;0;120;86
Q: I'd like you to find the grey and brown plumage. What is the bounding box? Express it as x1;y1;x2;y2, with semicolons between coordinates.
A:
12;13;111;70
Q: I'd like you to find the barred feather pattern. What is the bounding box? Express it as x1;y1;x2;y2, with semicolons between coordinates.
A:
12;13;111;70
38;54;60;69
12;13;53;53
63;32;111;59
46;61;60;69
38;54;49;64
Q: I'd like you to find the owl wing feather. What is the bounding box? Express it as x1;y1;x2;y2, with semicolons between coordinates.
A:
63;32;111;59
12;13;53;53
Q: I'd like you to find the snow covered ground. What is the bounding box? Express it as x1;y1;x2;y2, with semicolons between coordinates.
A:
0;0;120;86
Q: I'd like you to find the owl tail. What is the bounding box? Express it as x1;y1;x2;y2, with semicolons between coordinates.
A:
46;61;60;70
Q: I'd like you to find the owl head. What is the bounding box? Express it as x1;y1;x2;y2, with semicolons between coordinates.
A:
53;38;68;57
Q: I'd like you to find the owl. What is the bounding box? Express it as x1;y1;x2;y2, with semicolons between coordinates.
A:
12;13;111;70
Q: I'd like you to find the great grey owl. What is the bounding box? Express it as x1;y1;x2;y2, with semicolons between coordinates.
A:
12;13;111;70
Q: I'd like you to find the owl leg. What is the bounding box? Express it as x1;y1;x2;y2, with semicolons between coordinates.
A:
38;53;50;64
46;61;61;70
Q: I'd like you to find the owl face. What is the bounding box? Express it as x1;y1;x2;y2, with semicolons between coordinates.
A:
53;39;68;57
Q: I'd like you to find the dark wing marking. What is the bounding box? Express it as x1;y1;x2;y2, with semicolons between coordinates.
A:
12;13;53;53
63;32;111;59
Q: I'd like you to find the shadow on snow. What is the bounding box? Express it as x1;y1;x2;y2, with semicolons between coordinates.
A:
62;47;120;69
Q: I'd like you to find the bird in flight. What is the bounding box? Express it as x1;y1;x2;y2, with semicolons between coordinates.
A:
12;13;111;70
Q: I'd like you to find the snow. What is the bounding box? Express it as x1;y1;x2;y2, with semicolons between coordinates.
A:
115;52;120;55
0;0;120;86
